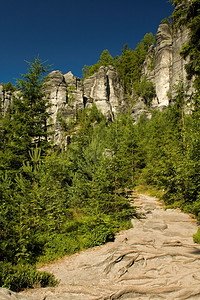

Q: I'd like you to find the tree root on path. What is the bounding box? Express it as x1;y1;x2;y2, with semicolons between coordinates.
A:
119;274;157;281
162;240;200;249
104;251;139;275
104;286;180;299
118;254;139;277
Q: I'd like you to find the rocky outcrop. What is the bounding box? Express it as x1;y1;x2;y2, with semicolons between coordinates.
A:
171;27;192;97
83;66;125;119
45;66;125;144
0;85;13;116
45;22;193;143
154;24;172;107
143;23;193;109
45;71;79;144
0;21;193;144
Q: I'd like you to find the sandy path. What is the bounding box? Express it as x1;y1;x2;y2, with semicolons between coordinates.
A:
20;193;200;299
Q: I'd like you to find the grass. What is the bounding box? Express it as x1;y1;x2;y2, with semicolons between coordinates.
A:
134;185;165;199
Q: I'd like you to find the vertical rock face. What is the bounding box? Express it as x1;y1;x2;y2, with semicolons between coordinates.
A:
0;85;13;116
45;66;125;144
143;23;193;109
83;67;111;117
171;28;192;96
46;71;67;113
0;20;193;145
43;23;193;144
154;24;172;107
83;66;125;120
64;71;84;110
45;71;70;144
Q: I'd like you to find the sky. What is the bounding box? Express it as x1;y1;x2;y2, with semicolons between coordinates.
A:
0;0;174;84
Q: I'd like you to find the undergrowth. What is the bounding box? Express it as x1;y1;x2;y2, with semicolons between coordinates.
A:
0;263;58;292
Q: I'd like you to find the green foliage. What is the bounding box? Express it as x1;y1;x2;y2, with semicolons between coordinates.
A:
193;228;200;244
82;49;114;78
115;33;155;96
78;216;115;248
170;0;200;89
0;262;58;292
132;74;200;228
0;58;52;174
134;79;156;105
100;49;114;66
0;93;136;291
161;18;171;25
2;82;16;92
82;33;155;98
170;0;188;28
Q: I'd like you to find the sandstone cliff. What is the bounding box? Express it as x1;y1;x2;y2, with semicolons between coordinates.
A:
45;23;192;138
142;23;192;108
0;85;12;116
45;66;126;144
0;22;193;145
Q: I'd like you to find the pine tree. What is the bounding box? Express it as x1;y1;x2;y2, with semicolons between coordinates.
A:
0;58;52;172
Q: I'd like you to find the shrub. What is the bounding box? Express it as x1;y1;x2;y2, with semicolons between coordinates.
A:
193;228;200;244
0;262;58;292
134;79;156;106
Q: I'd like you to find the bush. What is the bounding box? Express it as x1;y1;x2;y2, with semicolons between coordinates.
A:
193;228;200;244
2;82;16;92
161;18;171;25
38;233;81;263
79;223;115;249
0;262;58;292
134;79;156;106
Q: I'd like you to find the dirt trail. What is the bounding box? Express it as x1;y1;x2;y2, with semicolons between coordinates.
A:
21;193;200;299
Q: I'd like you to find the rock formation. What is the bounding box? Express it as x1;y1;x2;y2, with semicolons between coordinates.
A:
0;21;193;144
154;24;173;107
45;24;192;138
0;85;12;116
142;23;193;108
45;66;126;144
83;66;125;118
171;27;192;97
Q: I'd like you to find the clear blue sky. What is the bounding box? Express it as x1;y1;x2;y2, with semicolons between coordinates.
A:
0;0;173;84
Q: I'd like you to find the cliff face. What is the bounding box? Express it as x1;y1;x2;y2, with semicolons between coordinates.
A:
0;86;12;116
143;23;192;108
83;66;125;119
0;23;193;144
154;24;173;107
45;24;192;139
45;66;126;144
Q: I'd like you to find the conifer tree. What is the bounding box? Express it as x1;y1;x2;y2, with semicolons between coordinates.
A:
0;58;52;172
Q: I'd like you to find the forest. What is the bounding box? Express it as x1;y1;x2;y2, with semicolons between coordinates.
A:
0;0;200;292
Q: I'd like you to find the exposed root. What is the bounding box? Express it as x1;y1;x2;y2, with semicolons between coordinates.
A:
104;250;138;274
105;286;180;299
119;274;157;281
162;240;200;249
82;251;117;269
118;254;139;277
